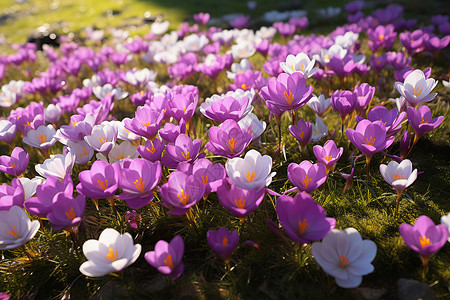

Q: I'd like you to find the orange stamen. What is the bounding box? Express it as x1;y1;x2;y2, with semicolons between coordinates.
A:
283;90;294;105
364;136;376;146
234;199;246;209
181;151;190;160
164;254;174;269
106;248;118;262
222;237;228;247
65;207;76;220
38;135;47;143
339;254;349;267
98;179;109;190
226;138;236;153
324;155;333;161
201;176;208;185
302;175;312;188
176;189;190;205
419;236;431;248
133;177;146;192
6;226;19;238
298;219;309;235
393;174;405;181
245;172;256;182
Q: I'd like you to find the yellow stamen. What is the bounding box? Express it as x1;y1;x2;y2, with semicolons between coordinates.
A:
146;145;156;153
98;137;108;144
339;254;349;267
142;122;150;127
201;176;208;185
283;90;294;105
301;64;305;73
413;87;423;97
71;121;77;127
98;179;109;190
164;254;174;269
181;151;190;160
176;189;190;205
245;172;256;182
419;236;431;248
222;237;228;247
378;35;384;41
6;226;18;238
38;135;47;143
241;83;248;90
116;154;124;160
302;175;312;188
324;155;333;161
10;163;17;168
140;91;145;96
364;136;376;146
226;138;236;153
235;198;246;209
106;248;118;262
65;207;76;220
393;174;405;181
133;177;146;192
420;117;427;124
298;219;309;235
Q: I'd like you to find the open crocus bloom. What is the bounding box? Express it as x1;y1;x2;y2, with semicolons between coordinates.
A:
0;206;40;251
280;52;318;78
394;69;438;107
207;227;239;261
311;228;377;288
79;228;142;277
379;159;417;193
145;235;184;279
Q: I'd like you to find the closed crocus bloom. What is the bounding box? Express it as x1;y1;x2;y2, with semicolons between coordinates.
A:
288;119;312;151
137;138;165;162
394;69;438;107
358;105;406;137
260;72;313;112
225;149;275;191
313;140;343;174
207;227;239;261
331;90;357;124
307;94;331;116
354;83;375;112
46;192;85;231
84;123;117;154
399;131;411;159
0;147;29;176
200;91;253;123
145;235;184;279
280;52;318;78
35;151;76;180
216;179;265;221
162;134;204;169
0;120;17;144
0;206;40;251
25;176;73;217
77;160;120;199
23;124;57;150
311;116;328;143
159;171;205;215
44;103;61;123
124;106;164;139
276;193;335;244
190;158;226;195
312;228;377;288
0;178;25;211
80;228;142;277
118;159;162;209
287;161;327;194
167;92;198;123
159;120;186;143
407;106;443;138
205;119;252;159
96;141;139;164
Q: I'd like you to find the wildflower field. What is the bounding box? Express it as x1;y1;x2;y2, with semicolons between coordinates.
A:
0;0;449;299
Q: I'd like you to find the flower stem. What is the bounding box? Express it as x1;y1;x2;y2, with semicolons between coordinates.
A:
366;156;372;180
420;256;430;280
405;133;420;159
395;190;402;218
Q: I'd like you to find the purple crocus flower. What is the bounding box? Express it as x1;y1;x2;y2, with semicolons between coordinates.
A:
207;227;239;261
263;58;283;77
200;90;253;123
345;1;364;14
387;51;412;70
216;179;265;222
407;106;444;138
0;178;25;211
159;120;186;143
76;160;120;200
56;113;96;143
205;119;252;159
399;30;424;55
367;25;397;52
161;134;204;169
193;12;210;25
137;138;165;162
346;120;395;161
190;158;226;195
117;159;162;209
167;92;198;123
145;235;184;279
288;119;312;152
331;90;357;124
124;106;164;139
260;72;313;113
25;176;73;217
159;171;205;215
328;55;356;78
273;22;296;38
357;106;406;137
287;161;327;194
423;34;450;53
370;53;389;73
276;192;336;244
400;131;411;159
354;83;375;113
46;193;86;231
0;147;29;176
399;215;448;271
313;140;344;174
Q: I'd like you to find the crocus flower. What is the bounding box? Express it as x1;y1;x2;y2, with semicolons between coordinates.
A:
193;12;210;25
0;147;29;176
280;52;318;78
96;141;139;164
124;106;164;139
205;119;252;159
440;214;450;243
288;119;312;152
0;120;17;144
200;90;253;123
0;178;25;211
394;69;438;107
80;228;142;277
118;159;162;209
216;179;265;221
159;171;205;215
357;105;406;137
145;235;184;279
167;92;198;123
311;228;377;288
125;210;141;229
137;138;165;162
0;206;40;250
367;24;397;52
380;159;418;216
407;106;444;139
35;151;76;180
161;134;204;169
159;120;186;143
46;192;86;231
23;124;57;150
238;113;267;141
189;158;226;195
287;161;327;194
399;215;448;276
207;227;239;261
311;116;328;143
225;149;276;191
276;192;335;244
77;160;121;200
313;140;344;174
307;94;331;116
331;90;357;126
67;140;94;164
399;131;411;159
84;123;117;154
260;72;313;113
18;176;45;201
354;83;375;113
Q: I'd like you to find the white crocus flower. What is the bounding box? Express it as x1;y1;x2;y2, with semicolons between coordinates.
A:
379;159;418;193
226;59;252;79
151;20;170;36
67;140;94;165
35;151;76;180
315;44;347;65
0;120;16;143
307;94;331;116
388;96;406;112
238;113;267;141
23;124;57;149
93;84;128;100
280;52;318;78
231;42;256;59
0;206;40;251
19;176;45;200
182;34;209;52
225;149;276;190
311;116;328;142
394;69;438;107
111;119;141;141
96;141;139;164
84;122;118;153
125;68;157;87
440;214;450;242
312;228;377;288
255;26;277;40
44;103;62;123
79;228;141;277
335;32;359;49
